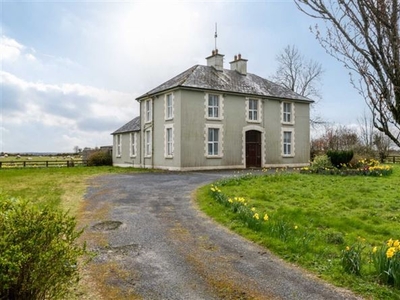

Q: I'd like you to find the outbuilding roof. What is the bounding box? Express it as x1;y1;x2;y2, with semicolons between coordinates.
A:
136;65;313;102
112;116;140;134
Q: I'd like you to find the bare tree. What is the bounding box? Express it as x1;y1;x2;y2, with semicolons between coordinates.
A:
373;131;392;162
357;111;375;150
271;45;324;127
295;0;400;147
73;146;79;154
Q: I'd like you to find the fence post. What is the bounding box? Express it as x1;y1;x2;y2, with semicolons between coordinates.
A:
23;161;26;168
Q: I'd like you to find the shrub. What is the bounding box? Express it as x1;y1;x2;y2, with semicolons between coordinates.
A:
87;150;112;166
310;154;333;170
326;150;354;168
0;194;89;300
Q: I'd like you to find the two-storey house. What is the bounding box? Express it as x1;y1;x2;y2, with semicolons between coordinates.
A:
112;50;313;170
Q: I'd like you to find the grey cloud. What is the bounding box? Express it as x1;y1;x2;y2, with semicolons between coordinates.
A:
77;116;122;132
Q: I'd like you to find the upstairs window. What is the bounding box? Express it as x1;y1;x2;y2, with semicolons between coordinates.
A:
283;102;292;123
248;99;259;121
145;99;152;123
165;94;173;120
208;94;219;118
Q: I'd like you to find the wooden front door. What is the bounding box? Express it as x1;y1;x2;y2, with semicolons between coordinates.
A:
246;130;261;168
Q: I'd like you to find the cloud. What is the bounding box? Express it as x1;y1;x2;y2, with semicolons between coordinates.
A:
0;35;25;61
1;71;138;152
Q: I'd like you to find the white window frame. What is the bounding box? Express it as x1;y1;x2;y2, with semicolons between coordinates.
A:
130;132;137;157
204;124;223;158
165;93;174;120
145;129;152;157
145;99;152;123
164;125;174;158
281;128;295;157
246;98;262;123
282;102;295;124
116;134;122;157
205;93;224;120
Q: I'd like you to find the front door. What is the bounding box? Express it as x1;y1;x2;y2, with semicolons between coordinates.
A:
246;130;261;168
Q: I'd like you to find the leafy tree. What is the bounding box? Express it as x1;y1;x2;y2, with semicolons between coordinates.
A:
271;44;324;127
295;0;400;147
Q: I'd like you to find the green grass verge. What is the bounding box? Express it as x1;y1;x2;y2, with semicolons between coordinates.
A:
196;165;400;299
0;166;148;215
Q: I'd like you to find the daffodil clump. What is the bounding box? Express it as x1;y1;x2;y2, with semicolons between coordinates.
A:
371;238;400;288
301;156;393;176
209;184;269;231
341;242;364;276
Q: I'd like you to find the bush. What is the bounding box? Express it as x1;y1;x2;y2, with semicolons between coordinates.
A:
327;150;354;168
0;194;88;300
311;154;333;170
87;150;112;166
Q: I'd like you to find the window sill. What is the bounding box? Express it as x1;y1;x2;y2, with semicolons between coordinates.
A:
205;155;223;159
206;117;223;121
282;122;294;125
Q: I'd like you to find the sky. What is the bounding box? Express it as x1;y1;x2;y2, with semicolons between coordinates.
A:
1;0;367;153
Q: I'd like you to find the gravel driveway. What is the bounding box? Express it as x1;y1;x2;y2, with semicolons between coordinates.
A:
83;171;361;300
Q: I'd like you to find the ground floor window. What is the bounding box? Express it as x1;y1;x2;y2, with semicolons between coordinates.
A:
165;125;174;158
145;129;152;157
282;129;294;156
130;132;137;157
205;124;223;157
116;134;121;157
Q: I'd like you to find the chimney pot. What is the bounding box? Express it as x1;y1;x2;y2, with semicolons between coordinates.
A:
229;53;247;75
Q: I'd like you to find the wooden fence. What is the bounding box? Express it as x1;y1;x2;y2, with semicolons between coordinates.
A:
385;156;400;163
0;160;88;168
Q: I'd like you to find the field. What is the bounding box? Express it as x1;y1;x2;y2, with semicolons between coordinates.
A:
0;154;85;168
197;164;400;299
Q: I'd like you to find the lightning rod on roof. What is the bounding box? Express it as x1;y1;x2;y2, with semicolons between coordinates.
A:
214;23;218;51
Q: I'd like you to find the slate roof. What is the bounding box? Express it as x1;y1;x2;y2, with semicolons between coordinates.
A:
136;65;313;102
112;116;140;134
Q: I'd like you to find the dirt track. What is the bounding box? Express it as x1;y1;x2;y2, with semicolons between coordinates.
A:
82;171;361;300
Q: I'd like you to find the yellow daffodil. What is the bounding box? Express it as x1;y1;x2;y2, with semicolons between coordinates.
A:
387;238;394;247
346;246;350;251
251;207;256;212
294;225;298;230
228;198;233;203
386;247;396;259
263;214;269;221
394;240;400;248
372;246;377;253
253;213;259;220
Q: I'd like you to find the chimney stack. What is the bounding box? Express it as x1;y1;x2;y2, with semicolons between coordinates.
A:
230;53;247;75
206;49;224;71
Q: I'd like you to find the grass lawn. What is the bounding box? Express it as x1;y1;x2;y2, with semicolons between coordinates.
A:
197;165;400;299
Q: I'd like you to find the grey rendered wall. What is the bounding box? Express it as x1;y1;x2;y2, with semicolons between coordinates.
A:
180;90;246;169
151;91;182;170
263;100;310;166
112;132;141;167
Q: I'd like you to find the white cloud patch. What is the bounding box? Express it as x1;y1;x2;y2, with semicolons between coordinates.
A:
1;71;138;152
0;35;25;61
